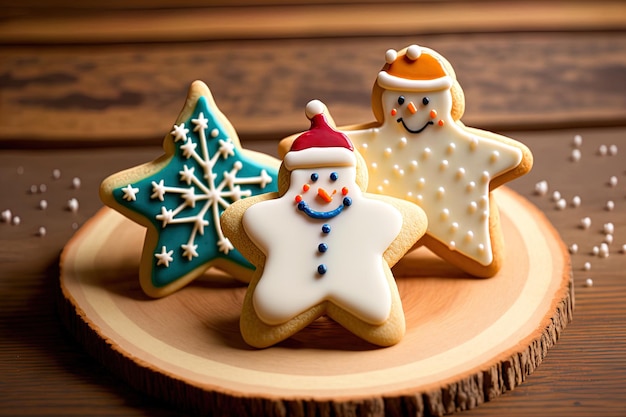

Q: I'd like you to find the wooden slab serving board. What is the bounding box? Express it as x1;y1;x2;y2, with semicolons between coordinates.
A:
58;187;572;416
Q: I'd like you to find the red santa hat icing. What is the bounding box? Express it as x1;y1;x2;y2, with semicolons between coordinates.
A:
377;44;453;92
284;100;356;170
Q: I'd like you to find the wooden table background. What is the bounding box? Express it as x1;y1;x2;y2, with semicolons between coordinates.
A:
1;1;625;416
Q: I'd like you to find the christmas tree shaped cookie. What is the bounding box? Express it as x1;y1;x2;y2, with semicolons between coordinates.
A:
280;44;533;277
221;100;427;348
100;81;279;297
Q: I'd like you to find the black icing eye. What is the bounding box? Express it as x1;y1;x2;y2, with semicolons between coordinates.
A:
330;172;339;181
422;97;430;106
310;173;319;182
397;96;405;105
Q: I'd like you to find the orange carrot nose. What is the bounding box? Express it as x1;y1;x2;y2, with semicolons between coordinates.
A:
407;101;418;114
317;187;335;203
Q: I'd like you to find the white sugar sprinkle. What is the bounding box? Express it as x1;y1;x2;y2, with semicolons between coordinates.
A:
1;209;12;223
29;185;38;194
17;166;24;175
583;262;591;271
534;180;548;196
571;195;581;207
584;278;594;287
604;234;614;245
37;226;46;237
599;243;610;258
598;144;608;156
52;169;61;180
569;243;578;254
552;191;561;202
592;246;600;256
570;148;581;162
573;134;583;147
609;144;618;155
606;200;615;211
621;244;626;254
608;176;618;187
11;216;21;226
67;198;79;213
38;184;47;193
71;177;81;189
38;200;48;210
580;217;591;229
556;198;567;210
603;222;615;235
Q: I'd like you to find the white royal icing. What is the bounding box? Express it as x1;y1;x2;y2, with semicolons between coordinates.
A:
347;86;522;266
242;164;402;326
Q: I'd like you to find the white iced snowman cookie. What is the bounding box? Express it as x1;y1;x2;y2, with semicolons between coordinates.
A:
280;45;533;277
221;100;427;348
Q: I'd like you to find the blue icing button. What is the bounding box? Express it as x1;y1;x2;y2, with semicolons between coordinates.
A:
322;224;331;234
317;264;328;275
318;243;328;253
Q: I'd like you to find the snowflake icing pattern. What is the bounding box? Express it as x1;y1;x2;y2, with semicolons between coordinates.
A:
114;96;278;289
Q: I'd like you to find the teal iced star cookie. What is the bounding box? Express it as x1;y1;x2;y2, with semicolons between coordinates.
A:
100;81;279;297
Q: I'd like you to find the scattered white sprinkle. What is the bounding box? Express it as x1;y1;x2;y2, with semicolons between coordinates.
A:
599;243;610;258
621;244;626;254
570;148;581;162
571;195;581;207
569;243;578;254
11;216;21;226
609;144;618;155
534;180;548;196
551;191;561;202
573;134;583;147
584;278;594;287
67;198;79;213
52;169;61;180
39;184;47;193
71;177;81;189
17;166;24;175
603;222;615;235
580;217;592;229
608;176;618;187
606;200;615;211
38;200;48;210
72;222;79;230
604;234;614;245
583;262;591;271
592;246;600;256
1;209;12;223
598;144;608;156
29;185;38;194
556;198;567;210
37;226;46;237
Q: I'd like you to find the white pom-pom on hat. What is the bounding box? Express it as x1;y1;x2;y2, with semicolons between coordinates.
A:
385;49;398;64
406;44;422;60
305;99;325;120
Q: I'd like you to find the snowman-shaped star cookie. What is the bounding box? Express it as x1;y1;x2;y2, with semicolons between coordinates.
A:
221;100;427;348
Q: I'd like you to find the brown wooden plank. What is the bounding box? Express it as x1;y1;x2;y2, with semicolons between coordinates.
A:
1;33;625;146
1;1;625;45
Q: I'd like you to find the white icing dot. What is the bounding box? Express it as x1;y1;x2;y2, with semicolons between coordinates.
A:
571;195;581;207
447;143;456;154
456;168;465;180
384;147;392;157
52;169;61;180
584;278;593;287
598;144;608;156
399;137;408;147
465;231;474;242
569;243;578;254
437;186;445;199
466;181;475;192
468;201;478;213
71;177;81;189
583;262;591;271
450;222;459;233
603;222;614;235
11;216;20;226
210;128;219;138
406;44;422;60
38;226;46;237
410;160;418;170
534;180;548;196
469;138;478;151
416;194;423;203
555;198;567;210
606;200;615;211
370;162;378;170
383;179;390;186
478;243;485;253
490;150;500;163
385;49;398;64
481;210;489;221
39;200;48;210
440;160;449;171
422;148;431;159
479;196;488;208
609;144;618;155
573;134;583;147
376;185;384;193
481;171;490;183
448;241;456;250
417;177;426;188
67;198;79;213
440;208;450;220
580;217;591;229
1;209;12;223
570;148;581;162
608;176;618;187
551;191;561;202
361;143;368;152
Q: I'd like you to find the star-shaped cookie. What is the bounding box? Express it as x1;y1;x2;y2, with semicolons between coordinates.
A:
222;100;427;347
100;80;279;297
279;45;532;277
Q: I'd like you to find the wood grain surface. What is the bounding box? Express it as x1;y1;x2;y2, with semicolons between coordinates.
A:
1;1;626;416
